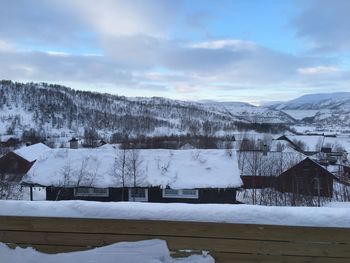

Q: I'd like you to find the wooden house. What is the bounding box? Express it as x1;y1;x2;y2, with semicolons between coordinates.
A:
22;148;242;204
0;143;50;182
238;149;305;189
0;136;20;148
277;158;336;198
238;149;336;198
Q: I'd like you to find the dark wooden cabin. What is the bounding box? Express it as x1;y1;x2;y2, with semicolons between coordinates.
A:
0;143;50;182
277;158;336;198
0;137;20;148
45;186;238;204
0;152;35;181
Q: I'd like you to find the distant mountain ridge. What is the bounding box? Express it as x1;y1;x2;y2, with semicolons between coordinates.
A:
269;92;350;126
0;80;348;139
0;80;293;139
270;92;350;110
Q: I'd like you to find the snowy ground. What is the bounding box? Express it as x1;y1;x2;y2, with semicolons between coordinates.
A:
1;200;350;227
0;240;214;263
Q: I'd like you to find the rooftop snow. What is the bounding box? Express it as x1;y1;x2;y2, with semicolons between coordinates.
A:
280;135;325;152
23;148;242;189
14;143;51;162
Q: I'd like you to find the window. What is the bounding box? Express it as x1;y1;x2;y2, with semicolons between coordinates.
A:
128;188;148;202
313;177;322;191
162;188;199;199
295;177;305;193
74;187;109;197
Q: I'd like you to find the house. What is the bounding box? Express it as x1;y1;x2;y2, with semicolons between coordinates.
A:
22;147;242;204
239;148;306;189
277;157;336;198
0;143;50;181
275;135;325;155
238;148;336;198
275;134;350;158
68;138;79;149
0;135;20;148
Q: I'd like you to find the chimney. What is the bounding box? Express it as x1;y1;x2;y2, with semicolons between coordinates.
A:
69;138;78;149
263;144;268;156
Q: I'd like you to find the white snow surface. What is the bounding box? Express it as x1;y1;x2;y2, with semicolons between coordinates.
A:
14;143;51;162
280;135;324;152
282;110;318;120
23;148;242;189
0;239;214;263
1;200;350;228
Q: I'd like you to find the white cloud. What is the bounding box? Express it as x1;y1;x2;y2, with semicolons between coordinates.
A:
61;0;182;38
0;39;15;52
189;39;258;51
298;66;340;75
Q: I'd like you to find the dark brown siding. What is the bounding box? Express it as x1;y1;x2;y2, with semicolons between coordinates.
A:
148;187;237;204
241;176;276;189
47;187;237;204
277;158;334;197
46;187;127;202
0;152;33;181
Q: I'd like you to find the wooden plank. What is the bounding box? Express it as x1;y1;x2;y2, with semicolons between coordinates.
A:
1;216;350;243
1;230;350;258
210;252;350;263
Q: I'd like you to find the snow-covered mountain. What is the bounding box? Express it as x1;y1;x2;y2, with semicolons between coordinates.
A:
269;92;350;126
0;80;293;139
273;92;350;110
199;100;294;123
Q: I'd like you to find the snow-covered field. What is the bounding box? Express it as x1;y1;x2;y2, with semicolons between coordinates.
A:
282;110;318;120
1;200;350;227
0;240;213;263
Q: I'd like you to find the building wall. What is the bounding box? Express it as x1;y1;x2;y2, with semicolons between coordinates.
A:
148;187;237;204
46;186;237;204
0;152;33;181
277;158;334;197
241;176;276;189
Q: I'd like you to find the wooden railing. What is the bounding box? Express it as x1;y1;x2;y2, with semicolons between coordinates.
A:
1;216;350;262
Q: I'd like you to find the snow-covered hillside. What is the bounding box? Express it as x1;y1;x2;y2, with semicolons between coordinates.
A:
269;92;350;127
198;100;295;123
274;92;350;110
0;80;294;139
2;81;349;139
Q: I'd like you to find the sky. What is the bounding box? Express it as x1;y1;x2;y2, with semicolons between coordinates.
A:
0;0;349;104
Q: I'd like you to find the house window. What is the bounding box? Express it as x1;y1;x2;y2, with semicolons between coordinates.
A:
313;177;322;191
128;188;148;202
295;177;304;193
162;188;199;199
74;187;109;197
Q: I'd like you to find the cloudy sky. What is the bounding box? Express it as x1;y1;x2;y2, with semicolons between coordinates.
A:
0;0;349;104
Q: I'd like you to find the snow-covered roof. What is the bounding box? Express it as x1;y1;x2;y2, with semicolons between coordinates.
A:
238;150;306;177
0;135;18;142
14;143;51;162
270;139;294;151
282;135;324;152
23;148;242;189
277;135;350;154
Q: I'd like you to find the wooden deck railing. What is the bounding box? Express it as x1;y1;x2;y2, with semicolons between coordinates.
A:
0;216;350;262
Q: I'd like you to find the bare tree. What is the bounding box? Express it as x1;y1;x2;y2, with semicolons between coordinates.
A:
112;148;129;201
55;157;99;200
128;147;142;201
